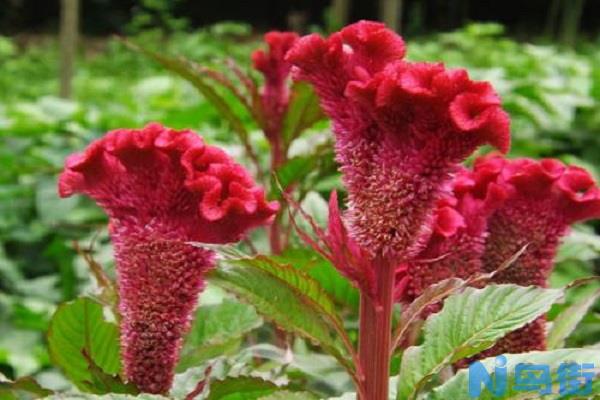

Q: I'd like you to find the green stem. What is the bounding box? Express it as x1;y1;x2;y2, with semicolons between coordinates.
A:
269;137;286;255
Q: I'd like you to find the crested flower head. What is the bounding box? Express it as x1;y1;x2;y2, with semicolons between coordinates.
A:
59;123;278;243
252;31;299;143
468;154;600;356
252;31;299;92
287;21;510;260
472;154;600;286
400;167;504;303
58;123;278;393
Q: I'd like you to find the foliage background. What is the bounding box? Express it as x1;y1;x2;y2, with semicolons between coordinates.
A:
1;1;600;397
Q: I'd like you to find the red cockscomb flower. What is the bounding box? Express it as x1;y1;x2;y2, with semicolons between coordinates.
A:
252;31;299;153
470;154;600;356
287;21;510;264
399;168;506;304
474;155;600;286
58;123;278;394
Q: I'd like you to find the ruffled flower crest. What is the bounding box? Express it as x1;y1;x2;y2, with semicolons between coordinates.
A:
472;154;600;286
287;21;510;260
58;123;278;393
469;154;600;356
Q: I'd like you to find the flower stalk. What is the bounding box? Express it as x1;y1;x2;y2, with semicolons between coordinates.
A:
358;257;395;400
58;123;278;393
287;20;510;398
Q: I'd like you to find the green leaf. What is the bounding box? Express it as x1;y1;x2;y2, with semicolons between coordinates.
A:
84;354;138;395
397;284;563;400
281;82;324;146
425;349;600;400
547;288;600;349
211;254;353;374
391;244;529;351
270;143;333;199
277;248;359;310
206;376;278;400
327;394;356;400
0;376;53;399
126;42;260;167
47;297;124;393
177;300;263;371
44;395;166;400
272;156;314;196
392;278;466;351
259;391;318;400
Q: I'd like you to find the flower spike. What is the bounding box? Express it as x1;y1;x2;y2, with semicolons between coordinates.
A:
288;20;510;260
470;154;600;356
399;167;503;304
252;31;299;150
59;123;278;393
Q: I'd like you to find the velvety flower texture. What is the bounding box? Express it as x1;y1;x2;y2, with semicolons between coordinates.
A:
287;21;510;262
399;168;505;303
470;154;600;356
474;155;600;285
252;31;299;148
58;123;278;393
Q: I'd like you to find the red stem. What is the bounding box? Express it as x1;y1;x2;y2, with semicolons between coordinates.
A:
358;256;395;400
269;218;283;255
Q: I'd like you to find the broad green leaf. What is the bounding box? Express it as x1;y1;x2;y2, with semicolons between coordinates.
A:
281;81;324;146
211;255;353;373
392;243;528;351
270;143;333;199
327;394;356;400
85;358;138;395
0;376;53;399
47;297;124;393
397;284;563;400
44;395;165;400
547;288;600;349
259;391;318;400
170;365;212;399
272;156;314;197
206;376;278;400
276;248;359;309
177;300;263;371
217;255;344;334
425;349;600;400
392;278;465;351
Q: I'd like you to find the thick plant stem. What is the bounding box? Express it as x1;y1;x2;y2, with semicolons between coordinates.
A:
358;257;395;400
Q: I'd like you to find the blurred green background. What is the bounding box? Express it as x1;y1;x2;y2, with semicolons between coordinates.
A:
1;0;600;394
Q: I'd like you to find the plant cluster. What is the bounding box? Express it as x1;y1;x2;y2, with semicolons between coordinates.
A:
2;21;600;400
